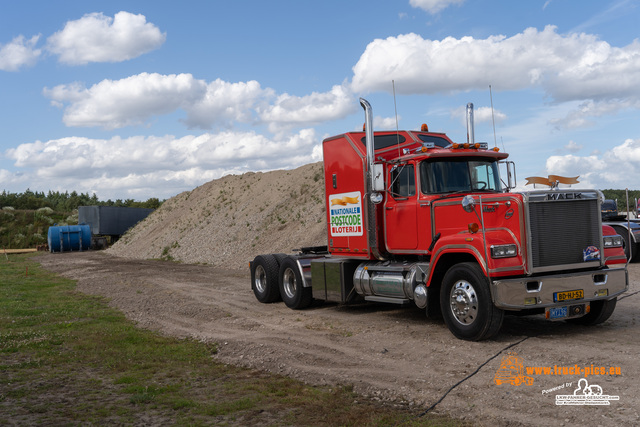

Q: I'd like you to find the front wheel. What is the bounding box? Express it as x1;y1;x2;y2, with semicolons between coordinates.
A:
440;262;504;341
279;257;313;309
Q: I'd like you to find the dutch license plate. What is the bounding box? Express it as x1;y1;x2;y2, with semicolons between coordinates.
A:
554;289;584;302
547;306;568;320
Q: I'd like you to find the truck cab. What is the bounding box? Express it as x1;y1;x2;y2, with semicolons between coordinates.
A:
251;98;628;341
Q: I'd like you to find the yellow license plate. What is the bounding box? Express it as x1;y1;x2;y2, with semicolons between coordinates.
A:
554;289;584;302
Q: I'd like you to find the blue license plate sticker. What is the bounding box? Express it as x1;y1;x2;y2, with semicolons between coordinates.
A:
548;306;567;319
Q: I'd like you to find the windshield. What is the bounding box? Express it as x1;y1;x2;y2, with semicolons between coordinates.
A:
420;158;502;194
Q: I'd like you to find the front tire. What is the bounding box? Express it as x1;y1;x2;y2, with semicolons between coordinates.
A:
251;255;281;303
440;262;504;341
279;257;313;309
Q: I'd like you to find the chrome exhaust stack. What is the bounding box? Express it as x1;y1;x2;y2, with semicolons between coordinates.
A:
360;98;376;193
466;102;475;144
359;97;385;260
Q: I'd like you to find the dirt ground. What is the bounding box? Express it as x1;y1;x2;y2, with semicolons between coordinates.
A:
37;252;640;426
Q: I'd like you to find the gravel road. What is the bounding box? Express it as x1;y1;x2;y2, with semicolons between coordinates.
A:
37;252;640;426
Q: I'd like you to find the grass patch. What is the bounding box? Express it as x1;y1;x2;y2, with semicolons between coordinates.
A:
0;254;461;425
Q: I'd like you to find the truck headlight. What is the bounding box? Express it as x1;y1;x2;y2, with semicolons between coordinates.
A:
603;235;623;248
491;244;517;258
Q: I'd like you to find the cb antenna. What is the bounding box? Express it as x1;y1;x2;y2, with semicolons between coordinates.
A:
489;85;497;149
393;80;401;157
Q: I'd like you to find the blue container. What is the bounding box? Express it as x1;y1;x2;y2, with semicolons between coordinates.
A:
47;224;91;252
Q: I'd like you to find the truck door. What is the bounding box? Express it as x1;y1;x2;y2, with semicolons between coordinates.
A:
385;163;418;250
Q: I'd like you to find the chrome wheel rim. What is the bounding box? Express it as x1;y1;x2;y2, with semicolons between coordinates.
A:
449;280;478;325
254;265;267;293
283;268;297;299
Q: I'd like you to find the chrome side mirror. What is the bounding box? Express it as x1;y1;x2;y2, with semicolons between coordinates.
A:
370;192;383;204
372;164;385;192
462;195;476;213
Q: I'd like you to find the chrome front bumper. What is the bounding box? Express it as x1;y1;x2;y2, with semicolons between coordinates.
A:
490;267;628;310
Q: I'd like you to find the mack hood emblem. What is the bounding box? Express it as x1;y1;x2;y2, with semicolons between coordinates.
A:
547;192;582;200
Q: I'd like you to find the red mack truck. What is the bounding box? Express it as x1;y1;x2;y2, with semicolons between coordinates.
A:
250;98;628;341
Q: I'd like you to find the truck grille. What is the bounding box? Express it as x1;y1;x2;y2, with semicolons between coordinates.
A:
527;196;601;271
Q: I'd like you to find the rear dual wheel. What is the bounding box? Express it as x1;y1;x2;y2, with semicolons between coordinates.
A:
251;254;281;303
279;257;313;309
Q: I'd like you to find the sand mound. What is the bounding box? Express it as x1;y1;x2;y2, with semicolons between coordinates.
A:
108;162;327;269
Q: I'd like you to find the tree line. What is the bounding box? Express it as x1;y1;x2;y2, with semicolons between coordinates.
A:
2;188;636;215
0;189;162;212
601;189;640;209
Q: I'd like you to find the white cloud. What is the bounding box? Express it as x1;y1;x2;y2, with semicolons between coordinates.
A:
543;138;640;189
550;99;640;129
43;73;356;131
44;73;207;129
375;116;401;129
0;35;41;71
5;130;321;199
46;11;165;65
183;79;274;129
351;26;640;108
475;106;506;124
611;137;640;163
257;84;356;133
409;0;466;14
451;105;506;126
564;140;583;153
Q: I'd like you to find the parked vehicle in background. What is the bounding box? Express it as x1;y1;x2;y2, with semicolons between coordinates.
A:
600;197;640;261
601;199;620;221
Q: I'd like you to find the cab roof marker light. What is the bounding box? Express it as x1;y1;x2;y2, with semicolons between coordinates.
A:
415;143;434;153
403;143;436;156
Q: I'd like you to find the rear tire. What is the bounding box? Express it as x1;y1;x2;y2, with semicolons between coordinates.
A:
440;262;504;341
273;253;288;267
569;298;617;325
251;255;281;303
279;257;313;309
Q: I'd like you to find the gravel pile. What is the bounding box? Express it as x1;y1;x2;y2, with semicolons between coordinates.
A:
108;162;327;270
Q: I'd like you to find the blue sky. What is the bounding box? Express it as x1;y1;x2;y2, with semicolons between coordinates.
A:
1;0;640;200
